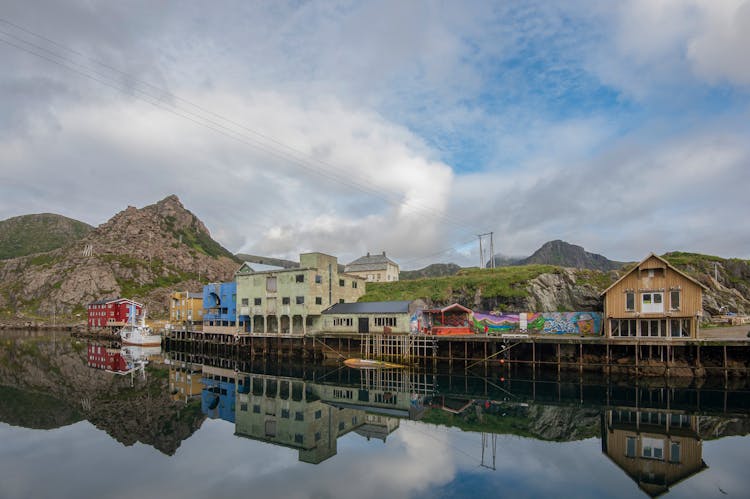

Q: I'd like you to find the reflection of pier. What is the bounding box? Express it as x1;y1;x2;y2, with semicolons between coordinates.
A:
602;409;706;497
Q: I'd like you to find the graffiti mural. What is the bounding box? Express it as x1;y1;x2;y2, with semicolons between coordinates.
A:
473;311;602;336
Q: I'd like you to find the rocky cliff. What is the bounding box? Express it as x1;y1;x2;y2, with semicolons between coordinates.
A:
492;240;625;272
0;195;239;320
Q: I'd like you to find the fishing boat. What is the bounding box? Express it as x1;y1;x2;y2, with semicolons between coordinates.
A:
343;358;405;369
119;304;162;347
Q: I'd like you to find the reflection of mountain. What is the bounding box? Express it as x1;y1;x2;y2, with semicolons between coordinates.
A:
0;385;82;429
602;409;707;497
0;333;205;455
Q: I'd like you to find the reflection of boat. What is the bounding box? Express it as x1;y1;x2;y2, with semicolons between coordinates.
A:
344;358;405;369
119;304;162;347
121;344;162;361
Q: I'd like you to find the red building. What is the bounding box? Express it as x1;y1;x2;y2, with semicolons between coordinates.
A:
87;344;128;372
87;298;143;328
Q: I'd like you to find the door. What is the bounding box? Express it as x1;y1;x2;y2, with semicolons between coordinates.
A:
358;317;369;334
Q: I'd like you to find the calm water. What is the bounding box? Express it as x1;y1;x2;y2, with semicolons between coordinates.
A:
1;332;749;499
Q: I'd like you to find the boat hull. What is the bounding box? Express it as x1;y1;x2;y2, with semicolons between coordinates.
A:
344;358;405;369
121;338;162;347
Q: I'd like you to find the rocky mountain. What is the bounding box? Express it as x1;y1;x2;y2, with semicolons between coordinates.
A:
0;195;239;321
491;240;625;272
0;213;93;260
400;263;463;280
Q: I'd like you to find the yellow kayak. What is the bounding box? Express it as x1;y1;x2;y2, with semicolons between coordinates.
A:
343;358;405;369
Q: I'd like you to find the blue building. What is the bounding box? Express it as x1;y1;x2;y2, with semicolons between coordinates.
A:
202;281;246;330
200;367;238;423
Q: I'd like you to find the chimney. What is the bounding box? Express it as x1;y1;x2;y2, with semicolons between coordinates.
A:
367;252;370;257
382;251;386;256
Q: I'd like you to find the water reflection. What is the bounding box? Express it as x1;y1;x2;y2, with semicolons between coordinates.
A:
0;333;749;498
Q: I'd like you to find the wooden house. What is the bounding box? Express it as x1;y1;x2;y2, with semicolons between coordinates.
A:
601;254;706;339
421;303;474;335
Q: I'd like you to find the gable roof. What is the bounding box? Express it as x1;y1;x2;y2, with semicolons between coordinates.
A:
322;300;412;315
345;252;399;272
600;253;708;296
423;303;473;314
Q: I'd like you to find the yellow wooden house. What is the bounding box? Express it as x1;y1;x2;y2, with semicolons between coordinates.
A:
601;253;706;339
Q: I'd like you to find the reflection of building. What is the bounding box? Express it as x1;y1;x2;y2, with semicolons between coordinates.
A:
201;366;237;422
235;253;365;335
169;291;203;329
87;344;127;371
602;409;707;497
235;374;369;464
345;251;400;282
602;254;706;338
169;362;203;402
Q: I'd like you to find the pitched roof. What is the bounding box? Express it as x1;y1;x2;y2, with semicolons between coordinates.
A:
423;303;473;314
600;253;708;296
322;300;412;315
345;252;399;272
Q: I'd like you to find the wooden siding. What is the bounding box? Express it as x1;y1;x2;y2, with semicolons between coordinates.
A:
604;256;702;319
605;426;704;493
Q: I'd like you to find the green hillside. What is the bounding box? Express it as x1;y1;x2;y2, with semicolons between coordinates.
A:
0;213;92;260
361;265;560;308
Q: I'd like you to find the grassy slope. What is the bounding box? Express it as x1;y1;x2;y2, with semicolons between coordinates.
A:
361;265;561;305
0;214;92;260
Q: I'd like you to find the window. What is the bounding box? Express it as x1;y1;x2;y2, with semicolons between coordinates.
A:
333;317;354;327
296;274;305;283
352;281;358;288
339;279;345;287
339;299;345;304
295;411;304;421
642;437;664;460
315;409;322;419
282;297;290;305
670;290;680;310
240;403;248;412
315;274;322;284
625;292;635;311
294;433;303;444
281;409;290;419
642;292;664;313
339;421;345;431
232;294;236;303
374;317;397;327
315;297;322;305
266;276;277;292
315;432;321;442
253;405;261;414
295;296;305;304
254;298;262;306
669;442;680;463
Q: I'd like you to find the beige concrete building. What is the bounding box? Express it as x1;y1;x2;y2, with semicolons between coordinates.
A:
235;252;366;335
319;300;425;334
345;251;400;282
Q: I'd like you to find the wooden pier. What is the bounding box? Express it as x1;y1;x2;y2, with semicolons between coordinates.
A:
165;329;750;378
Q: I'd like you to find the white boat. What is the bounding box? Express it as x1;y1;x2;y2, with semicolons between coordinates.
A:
119;304;162;347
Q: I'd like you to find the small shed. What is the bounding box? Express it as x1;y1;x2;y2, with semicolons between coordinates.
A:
421;303;474;335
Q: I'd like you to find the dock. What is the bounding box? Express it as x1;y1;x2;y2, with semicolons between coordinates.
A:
165;329;750;378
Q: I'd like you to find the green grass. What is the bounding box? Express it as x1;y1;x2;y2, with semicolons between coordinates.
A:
573;269;615;291
360;265;559;304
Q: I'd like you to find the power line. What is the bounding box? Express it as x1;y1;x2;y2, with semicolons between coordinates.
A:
0;17;492;238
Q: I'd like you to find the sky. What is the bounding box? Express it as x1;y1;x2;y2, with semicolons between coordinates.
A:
1;0;749;269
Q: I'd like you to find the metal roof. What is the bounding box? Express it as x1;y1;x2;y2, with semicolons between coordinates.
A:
345;252;399;272
322;301;412;315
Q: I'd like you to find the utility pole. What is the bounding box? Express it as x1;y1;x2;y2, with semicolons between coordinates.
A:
478;232;495;269
490;232;495;269
478;235;484;268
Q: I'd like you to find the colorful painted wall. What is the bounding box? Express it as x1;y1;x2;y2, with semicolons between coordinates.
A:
473;311;602;336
